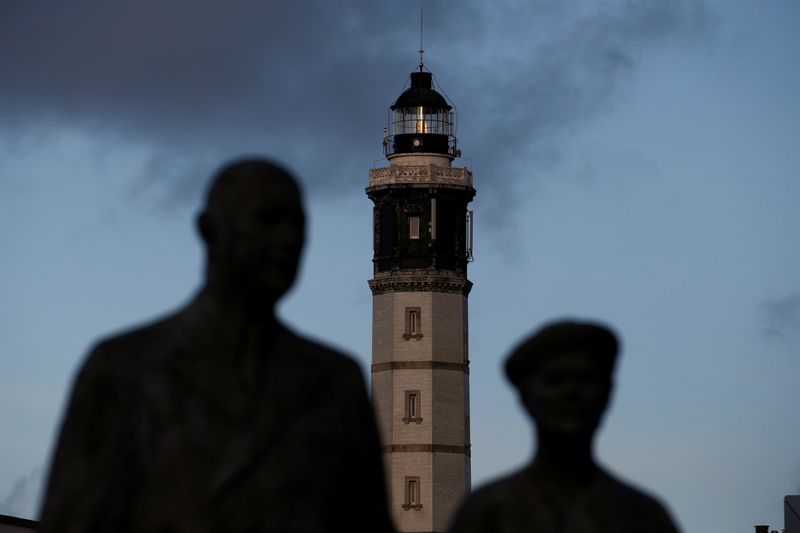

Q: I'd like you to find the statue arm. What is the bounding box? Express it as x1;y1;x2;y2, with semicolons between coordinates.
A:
39;344;141;533
447;491;497;533
340;359;395;533
657;504;682;533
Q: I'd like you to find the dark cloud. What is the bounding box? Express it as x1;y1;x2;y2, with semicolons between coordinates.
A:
762;294;800;340
0;465;43;519
0;1;711;216
446;0;712;222
0;1;416;198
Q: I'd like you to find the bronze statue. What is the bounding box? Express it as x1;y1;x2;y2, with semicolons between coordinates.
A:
448;321;679;533
40;158;394;533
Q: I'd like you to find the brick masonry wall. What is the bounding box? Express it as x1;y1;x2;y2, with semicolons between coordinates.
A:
372;294;395;363
372;369;394;449
393;369;433;445
430;292;466;363
392;452;433;532
431;368;467;445
371;288;471;532
433;452;470;532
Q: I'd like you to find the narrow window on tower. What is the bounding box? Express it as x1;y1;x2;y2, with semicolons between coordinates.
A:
408;215;420;240
403;390;422;423
403;307;423;340
430;198;437;240
402;477;422;510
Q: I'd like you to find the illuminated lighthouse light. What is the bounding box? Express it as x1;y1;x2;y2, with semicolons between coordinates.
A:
416;106;428;133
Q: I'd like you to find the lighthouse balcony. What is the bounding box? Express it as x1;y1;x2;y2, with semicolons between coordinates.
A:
368;165;473;190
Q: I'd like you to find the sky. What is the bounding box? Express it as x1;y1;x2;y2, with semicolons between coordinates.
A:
1;1;798;531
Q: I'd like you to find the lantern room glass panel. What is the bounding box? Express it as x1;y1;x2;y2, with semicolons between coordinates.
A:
393;108;452;136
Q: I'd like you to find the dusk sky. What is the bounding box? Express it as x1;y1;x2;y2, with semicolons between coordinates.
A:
1;1;799;531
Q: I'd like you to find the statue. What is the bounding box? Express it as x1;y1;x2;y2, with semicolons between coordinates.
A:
39;158;395;533
448;321;680;533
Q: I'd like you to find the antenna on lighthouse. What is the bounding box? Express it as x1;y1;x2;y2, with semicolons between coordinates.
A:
418;8;424;71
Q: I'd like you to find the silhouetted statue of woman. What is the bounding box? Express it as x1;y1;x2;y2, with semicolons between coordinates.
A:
448;321;679;533
39;158;395;533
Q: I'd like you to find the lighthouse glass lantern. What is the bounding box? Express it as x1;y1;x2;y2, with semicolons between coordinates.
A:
386;71;457;157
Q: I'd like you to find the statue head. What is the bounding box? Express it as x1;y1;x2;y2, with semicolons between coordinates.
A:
197;158;305;309
505;320;619;437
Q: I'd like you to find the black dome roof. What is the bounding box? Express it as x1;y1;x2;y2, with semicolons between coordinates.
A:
391;71;452;111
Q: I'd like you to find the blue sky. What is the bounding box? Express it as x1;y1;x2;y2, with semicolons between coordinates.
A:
1;1;799;531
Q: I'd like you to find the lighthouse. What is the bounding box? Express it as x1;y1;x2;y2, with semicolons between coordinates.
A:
367;60;475;533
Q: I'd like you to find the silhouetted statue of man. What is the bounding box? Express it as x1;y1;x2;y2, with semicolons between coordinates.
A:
40;158;395;533
448;321;679;533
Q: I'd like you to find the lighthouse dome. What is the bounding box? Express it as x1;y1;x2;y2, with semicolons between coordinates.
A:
391;72;451;111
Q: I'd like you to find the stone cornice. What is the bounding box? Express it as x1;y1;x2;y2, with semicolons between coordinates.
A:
369;272;472;296
367;165;473;191
381;444;471;457
371;361;469;374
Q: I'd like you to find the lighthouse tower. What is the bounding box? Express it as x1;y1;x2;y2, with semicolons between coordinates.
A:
367;60;475;533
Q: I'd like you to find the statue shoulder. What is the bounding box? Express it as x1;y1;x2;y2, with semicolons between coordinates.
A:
448;470;535;533
597;468;681;532
470;471;534;502
281;326;364;375
81;309;186;379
